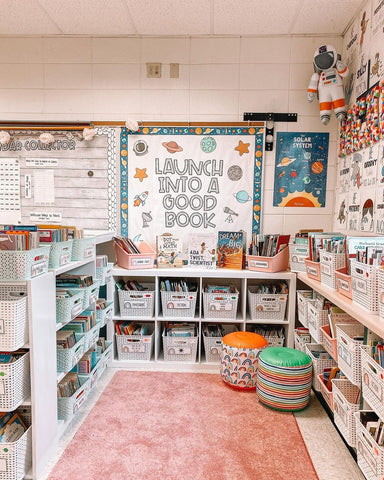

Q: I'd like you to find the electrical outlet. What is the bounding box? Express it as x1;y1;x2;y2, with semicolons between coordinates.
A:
170;63;179;78
146;63;161;78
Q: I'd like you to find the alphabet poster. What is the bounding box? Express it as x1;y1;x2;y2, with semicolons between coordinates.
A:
119;126;264;246
273;132;329;207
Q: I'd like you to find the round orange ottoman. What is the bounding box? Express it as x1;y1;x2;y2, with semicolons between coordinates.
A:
220;331;268;390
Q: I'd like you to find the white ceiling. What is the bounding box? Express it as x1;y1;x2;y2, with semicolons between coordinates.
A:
0;0;363;36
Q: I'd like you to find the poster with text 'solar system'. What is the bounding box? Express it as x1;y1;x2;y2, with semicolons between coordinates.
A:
273;132;329;208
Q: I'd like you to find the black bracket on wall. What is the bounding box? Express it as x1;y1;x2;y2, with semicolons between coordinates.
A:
243;112;298;151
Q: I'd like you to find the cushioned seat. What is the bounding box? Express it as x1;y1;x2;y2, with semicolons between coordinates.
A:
220;331;268;390
257;346;313;411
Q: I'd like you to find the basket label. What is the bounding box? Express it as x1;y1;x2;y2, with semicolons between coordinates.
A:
73;348;83;366
0;459;7;472
334;395;348;427
89;292;98;305
71;302;83;319
363;367;383;402
31;260;48;278
338;278;350;292
72;390;87;414
123;341;146;353
256;299;280;312
307;266;318;276
353;278;367;294
250;260;268;268
167;300;190;309
168;346;192;355
338;343;352;367
124;300;147;309
321;264;331;276
60;252;71;266
209;300;233;312
323;336;333;353
83;247;94;258
358;435;378;474
132;257;151;266
0;319;4;335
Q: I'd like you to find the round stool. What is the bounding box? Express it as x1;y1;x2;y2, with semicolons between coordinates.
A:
257;346;313;411
220;331;268;390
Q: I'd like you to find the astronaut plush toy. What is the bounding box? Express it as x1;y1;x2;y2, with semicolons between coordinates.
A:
307;44;348;125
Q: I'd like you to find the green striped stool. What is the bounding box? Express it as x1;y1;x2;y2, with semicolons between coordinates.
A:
257;346;313;411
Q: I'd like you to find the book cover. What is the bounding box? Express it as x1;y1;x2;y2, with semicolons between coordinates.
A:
188;233;216;269
217;231;243;270
156;233;183;268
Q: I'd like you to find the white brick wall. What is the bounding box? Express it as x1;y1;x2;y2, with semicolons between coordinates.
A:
0;34;343;234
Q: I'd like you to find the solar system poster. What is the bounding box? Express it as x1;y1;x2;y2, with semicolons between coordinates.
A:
273;132;329;208
119;126;264;245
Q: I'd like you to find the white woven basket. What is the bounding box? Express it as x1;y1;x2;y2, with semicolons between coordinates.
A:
202;289;239;320
305;343;337;391
46;240;73;269
162;333;198;362
95;262;113;286
289;243;310;273
70;281;100;310
332;378;360;447
118;285;155;318
56;290;85;325
71;237;95;261
307;301;328;344
0;246;50;281
83;324;100;351
361;345;384;420
116;327;154;361
0;352;30;411
57;375;90;421
0;286;28;351
336;323;365;386
319;249;346;289
351;259;379;313
96;301;113;328
56;334;85;373
248;288;287;321
161;291;198;318
296;290;313;328
202;325;238;363
355;410;384;480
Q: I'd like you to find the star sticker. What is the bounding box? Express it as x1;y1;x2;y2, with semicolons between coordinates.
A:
235;140;250;156
134;168;148;182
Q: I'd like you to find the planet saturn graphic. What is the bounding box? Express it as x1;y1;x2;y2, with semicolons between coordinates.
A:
162;140;183;153
234;190;252;203
277;157;296;167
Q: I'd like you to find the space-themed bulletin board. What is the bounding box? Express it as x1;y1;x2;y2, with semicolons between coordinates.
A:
119;125;264;245
273;132;329;207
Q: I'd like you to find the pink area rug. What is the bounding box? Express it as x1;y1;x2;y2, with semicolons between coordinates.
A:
48;371;319;480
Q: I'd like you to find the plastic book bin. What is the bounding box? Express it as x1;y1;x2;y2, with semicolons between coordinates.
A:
289;243;310;273
335;266;353;299
304;257;321;281
114;241;156;270
246;246;289;273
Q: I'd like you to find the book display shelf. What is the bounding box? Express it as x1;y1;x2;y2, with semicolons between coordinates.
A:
108;267;296;371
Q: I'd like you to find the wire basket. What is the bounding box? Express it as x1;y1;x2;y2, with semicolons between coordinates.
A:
161;291;198;318
332;378;361;447
289;243;310;273
336;323;365;386
296;290;313;328
307;301;328;344
0;407;32;480
355;410;384;480
46;240;73;269
0;286;28;351
57;375;90;421
202;325;238;363
319;249;346;290
202;289;239;320
116;326;154;361
0;352;30;411
0;246;50;281
71;237;95;261
70;281;100;310
57;334;85;373
247;288;287;321
351;259;378;314
361;345;384;420
162;332;198;362
305;343;337;392
96;301;113;328
118;286;155;318
95;262;113;286
56;290;85;325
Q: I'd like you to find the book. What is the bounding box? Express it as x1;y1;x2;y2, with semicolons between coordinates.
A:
188;233;216;269
156;233;183;268
0;413;27;443
217;231;244;270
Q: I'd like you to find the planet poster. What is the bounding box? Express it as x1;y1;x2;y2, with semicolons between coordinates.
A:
273;132;329;208
120;126;264;248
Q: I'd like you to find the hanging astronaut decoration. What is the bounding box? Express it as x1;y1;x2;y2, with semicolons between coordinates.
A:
307;44;349;125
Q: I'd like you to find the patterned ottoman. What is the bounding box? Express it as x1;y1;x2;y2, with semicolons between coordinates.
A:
257;346;313;411
220;331;268;390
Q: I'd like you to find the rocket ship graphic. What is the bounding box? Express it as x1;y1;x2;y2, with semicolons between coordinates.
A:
134;191;149;207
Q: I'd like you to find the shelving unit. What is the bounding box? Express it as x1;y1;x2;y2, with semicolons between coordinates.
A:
108;267;296;371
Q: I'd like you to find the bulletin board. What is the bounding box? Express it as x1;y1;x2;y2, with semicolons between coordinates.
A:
0;127;118;231
119;125;264;246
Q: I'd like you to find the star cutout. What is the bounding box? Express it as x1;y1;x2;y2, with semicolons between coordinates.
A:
134;168;148;182
235;140;250;156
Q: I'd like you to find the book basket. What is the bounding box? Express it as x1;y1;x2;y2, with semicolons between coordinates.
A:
99;341;112;375
355;410;384;480
305;343;337;392
246;246;289;273
304;258;321;281
335;267;353;299
0;407;32;480
162;332;198;362
46;240;73;269
319;325;338;361
203;324;238;363
317;373;333;411
0;352;30;411
247;287;287;321
57;375;90;421
161;291;198;318
307;301;328;344
84;357;103;391
319;249;346;289
57;334;85;373
289;243;310;273
351;259;378;314
114;241;156;270
70;281;100;310
71;237;95;261
296;290;313;328
203;289;239;320
294;329;311;352
378;269;384;320
332;378;361;447
336;323;365;386
118;285;155;318
96;301;113;328
361;345;384;420
83;324;100;351
56;290;85;326
96;262;113;286
0;286;28;351
0;246;50;282
116;326;154;361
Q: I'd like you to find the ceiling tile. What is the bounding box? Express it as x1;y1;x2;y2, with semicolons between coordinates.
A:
125;0;211;35
0;0;60;34
214;0;302;35
38;0;137;35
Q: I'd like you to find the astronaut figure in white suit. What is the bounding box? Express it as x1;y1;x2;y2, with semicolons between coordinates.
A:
307;44;349;125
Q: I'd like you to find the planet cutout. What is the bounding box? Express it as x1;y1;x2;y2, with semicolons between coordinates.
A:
162;140;183;153
233;190;252;203
200;136;217;153
277;157;296;167
227;165;243;181
311;161;324;174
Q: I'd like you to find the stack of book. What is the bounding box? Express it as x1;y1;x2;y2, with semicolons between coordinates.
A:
251;282;288;295
78;349;97;374
115;279;147;291
160;279;197;292
204;285;236;293
115;321;147;336
203;324;225;337
38;225;81;243
0;349;27;363
0;227;39;250
61;311;96;334
56;274;94;288
56;330;77;349
97;337;107;353
163;322;195;337
0;411;27;442
113;236;140;254
96;255;108;268
248;234;290;257
96;298;108;311
57;372;81;398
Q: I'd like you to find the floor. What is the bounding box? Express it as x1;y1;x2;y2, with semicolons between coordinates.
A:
40;368;365;480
